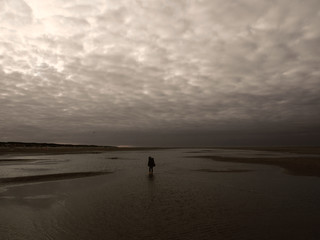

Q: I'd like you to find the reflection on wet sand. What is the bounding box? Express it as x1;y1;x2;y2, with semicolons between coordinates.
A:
194;168;252;173
194;155;320;177
0;148;320;240
0;171;112;183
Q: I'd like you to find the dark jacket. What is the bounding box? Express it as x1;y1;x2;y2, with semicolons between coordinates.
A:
148;157;155;167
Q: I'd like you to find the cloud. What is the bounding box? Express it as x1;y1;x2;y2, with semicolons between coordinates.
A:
0;0;320;145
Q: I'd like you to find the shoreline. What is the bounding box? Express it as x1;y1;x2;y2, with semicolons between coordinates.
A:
0;147;114;156
2;145;320;177
0;146;171;156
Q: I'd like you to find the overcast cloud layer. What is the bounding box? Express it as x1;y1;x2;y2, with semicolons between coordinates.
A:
1;0;320;146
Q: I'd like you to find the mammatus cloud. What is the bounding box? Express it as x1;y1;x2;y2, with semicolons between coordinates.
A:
0;0;319;146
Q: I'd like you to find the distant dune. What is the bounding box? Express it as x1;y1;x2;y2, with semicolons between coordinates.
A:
0;142;116;148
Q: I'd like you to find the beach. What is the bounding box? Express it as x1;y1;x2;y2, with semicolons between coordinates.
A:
0;147;320;239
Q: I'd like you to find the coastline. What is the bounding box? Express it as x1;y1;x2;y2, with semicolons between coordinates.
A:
0;146;116;156
1;144;320;177
0;146;170;156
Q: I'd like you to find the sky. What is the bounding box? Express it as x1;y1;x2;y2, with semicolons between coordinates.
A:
0;0;320;147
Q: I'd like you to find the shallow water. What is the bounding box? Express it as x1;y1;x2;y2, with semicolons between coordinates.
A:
0;149;320;240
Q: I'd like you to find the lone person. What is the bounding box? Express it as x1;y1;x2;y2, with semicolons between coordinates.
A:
148;156;156;173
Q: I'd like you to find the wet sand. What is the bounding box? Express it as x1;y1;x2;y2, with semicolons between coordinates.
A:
185;146;320;177
0;171;112;184
194;169;253;173
5;145;318;177
210;146;320;155
1;148;320;239
193;155;320;177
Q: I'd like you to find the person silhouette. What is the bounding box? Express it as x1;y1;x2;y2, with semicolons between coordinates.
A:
148;156;156;173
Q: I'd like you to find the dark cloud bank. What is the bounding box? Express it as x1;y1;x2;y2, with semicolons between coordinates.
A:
0;0;320;146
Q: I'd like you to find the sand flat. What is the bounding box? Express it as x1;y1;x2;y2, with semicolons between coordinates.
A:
1;148;320;240
0;171;112;184
194;155;320;177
